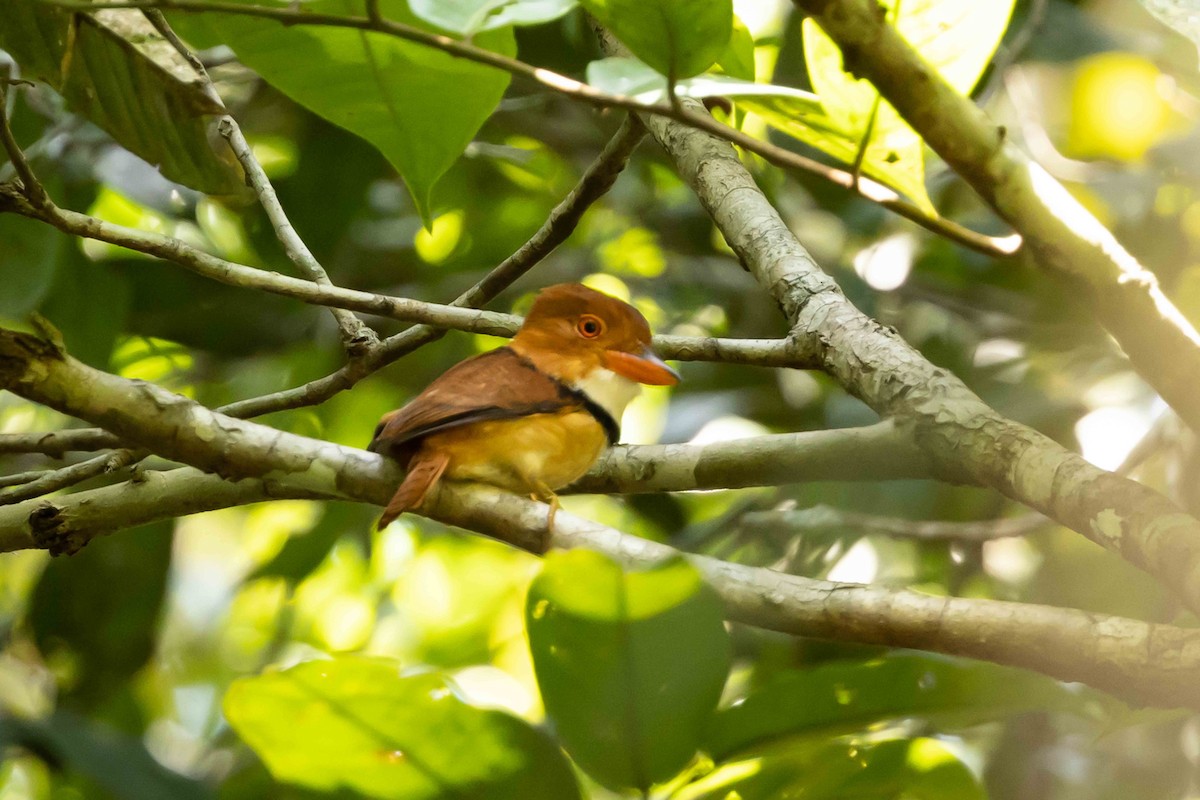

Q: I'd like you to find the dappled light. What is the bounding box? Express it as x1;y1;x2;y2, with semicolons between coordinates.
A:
1;0;1200;798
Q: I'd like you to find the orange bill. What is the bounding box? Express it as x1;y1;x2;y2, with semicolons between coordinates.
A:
603;347;680;386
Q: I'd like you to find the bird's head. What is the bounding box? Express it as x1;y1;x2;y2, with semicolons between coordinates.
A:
510;283;679;393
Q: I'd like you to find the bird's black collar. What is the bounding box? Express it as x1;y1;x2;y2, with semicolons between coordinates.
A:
563;386;621;446
505;347;621;445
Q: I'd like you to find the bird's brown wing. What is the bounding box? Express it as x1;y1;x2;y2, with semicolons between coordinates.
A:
368;347;579;463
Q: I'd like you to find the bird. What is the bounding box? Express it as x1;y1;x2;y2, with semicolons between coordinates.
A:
368;283;680;530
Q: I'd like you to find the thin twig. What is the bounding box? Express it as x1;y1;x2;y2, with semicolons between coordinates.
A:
0;117;657;476
0;82;49;208
0;468;56;488
146;8;378;354
0;430;121;457
0;448;146;505
742;503;1048;543
218;118;378;354
41;0;1017;257
4;194;812;364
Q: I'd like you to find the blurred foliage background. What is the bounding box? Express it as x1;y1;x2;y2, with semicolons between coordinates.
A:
3;0;1200;797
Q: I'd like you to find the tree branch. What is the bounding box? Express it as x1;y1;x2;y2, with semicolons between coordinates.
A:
0;191;808;367
0;326;912;547
434;484;1200;711
40;0;1015;257
742;504;1048;543
0;423;923;555
0;447;145;505
147;6;379;354
218;117;377;354
2;461;1196;710
0;325;920;558
0;333;1195;709
0;467;62;488
0;429;121;457
736;415;1174;545
794;0;1200;435
0;115;650;471
595;34;1200;617
573;421;927;493
0;82;49;210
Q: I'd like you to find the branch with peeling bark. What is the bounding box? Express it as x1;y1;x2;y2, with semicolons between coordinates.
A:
2;9;1197;718
793;0;1200;437
0;328;915;553
0;328;1196;711
440;486;1200;711
0;423;926;555
219;117;377;354
0;116;650;464
593;30;1200;618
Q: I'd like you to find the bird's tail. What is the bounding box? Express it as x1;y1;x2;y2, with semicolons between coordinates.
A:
377;451;450;530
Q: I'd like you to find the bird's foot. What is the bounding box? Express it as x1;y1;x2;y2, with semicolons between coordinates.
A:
546;493;560;535
528;482;560;549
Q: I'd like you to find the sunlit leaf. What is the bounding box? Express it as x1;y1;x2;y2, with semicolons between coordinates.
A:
586;56;820;109
170;0;514;224
716;15;755;81
0;711;212;800
414;210;465;264
224;657;581;799
0;1;243;194
581;0;732;79
706;653;1098;759
409;0;577;35
585;57;934;204
590;56;933;203
802;0;1016;210
672;737;984;800
526;550;731;792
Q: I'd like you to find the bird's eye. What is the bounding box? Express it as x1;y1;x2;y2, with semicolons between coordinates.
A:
577;315;604;339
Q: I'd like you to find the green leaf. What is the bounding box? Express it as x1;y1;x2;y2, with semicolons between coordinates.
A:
716;15;755;81
802;0;1016;211
586;56;818;105
0;711;212;800
409;0;578;35
223;656;581;800
39;257;132;369
526;550;731;792
706;653;1092;759
0;214;63;318
171;0;514;223
0;0;244;195
586;56;931;209
672;737;984;800
581;0;732;79
29;520;173;711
